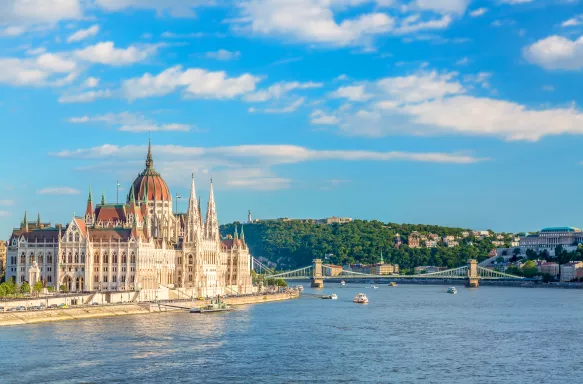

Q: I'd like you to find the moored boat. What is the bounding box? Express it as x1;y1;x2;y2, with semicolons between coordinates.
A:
447;287;457;294
190;298;233;313
340;280;346;287
322;293;338;300
296;285;304;292
388;282;397;287
353;293;369;304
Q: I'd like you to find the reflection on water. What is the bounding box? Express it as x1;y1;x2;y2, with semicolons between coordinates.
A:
0;285;582;384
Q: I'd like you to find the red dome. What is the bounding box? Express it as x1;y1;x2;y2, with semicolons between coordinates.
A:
128;141;171;202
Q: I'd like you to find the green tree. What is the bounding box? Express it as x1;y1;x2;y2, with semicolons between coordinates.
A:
59;284;67;293
20;282;31;294
33;281;43;296
521;260;538;278
513;248;521;256
495;256;505;263
505;266;522;276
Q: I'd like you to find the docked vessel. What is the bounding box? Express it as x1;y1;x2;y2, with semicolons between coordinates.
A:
322;294;338;300
447;287;457;294
340;280;346;287
190;298;233;313
353;293;369;304
388;282;397;287
296;285;304;292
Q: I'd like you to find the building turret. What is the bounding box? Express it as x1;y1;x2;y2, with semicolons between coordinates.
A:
85;186;94;225
234;224;239;240
186;173;200;243
37;213;41;227
240;224;245;241
22;211;28;232
205;179;219;241
101;189;106;205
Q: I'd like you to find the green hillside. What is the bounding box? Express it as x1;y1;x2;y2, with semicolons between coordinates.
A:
220;220;513;272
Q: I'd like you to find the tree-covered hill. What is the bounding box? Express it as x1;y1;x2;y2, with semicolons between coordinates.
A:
220;220;512;272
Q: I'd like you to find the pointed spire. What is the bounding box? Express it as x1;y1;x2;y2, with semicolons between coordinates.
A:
23;211;28;231
234;224;239;240
37;212;41;227
380;250;384;264
205;178;219;240
101;189;106;205
240;224;245;240
86;184;95;221
145;137;154;169
130;183;136;204
88;184;93;202
198;196;202;227
142;181;148;203
185;173;200;242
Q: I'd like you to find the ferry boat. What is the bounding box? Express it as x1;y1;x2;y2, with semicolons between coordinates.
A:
322;294;338;300
388;282;397;287
190;298;233;313
296;285;304;292
353;293;369;304
340;280;346;287
447;287;457;294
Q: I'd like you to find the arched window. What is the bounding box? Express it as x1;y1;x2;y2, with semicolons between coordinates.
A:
94;253;99;264
67;252;72;264
74;252;79;264
20;253;26;264
103;252;109;264
68;233;73;242
122;253;127;264
48;275;52;283
30;252;35;264
38;254;43;264
61;252;66;264
130;252;136;264
81;253;85;263
188;274;193;282
75;233;80;242
113;253;118;264
47;253;53;264
188;255;193;265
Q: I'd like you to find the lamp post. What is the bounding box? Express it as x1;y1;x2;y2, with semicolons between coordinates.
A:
175;193;182;215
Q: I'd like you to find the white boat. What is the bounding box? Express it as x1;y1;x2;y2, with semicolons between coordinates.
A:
296;285;304;292
447;287;457;294
340;280;346;287
322;293;338;300
353;293;369;304
372;285;379;289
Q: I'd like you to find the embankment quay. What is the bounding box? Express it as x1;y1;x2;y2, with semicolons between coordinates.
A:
0;291;299;327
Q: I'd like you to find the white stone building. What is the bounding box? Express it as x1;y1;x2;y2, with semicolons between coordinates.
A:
5;142;253;299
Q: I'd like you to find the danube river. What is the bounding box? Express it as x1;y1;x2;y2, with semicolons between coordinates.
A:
0;284;581;383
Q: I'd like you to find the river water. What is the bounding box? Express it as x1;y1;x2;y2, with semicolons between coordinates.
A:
0;284;581;384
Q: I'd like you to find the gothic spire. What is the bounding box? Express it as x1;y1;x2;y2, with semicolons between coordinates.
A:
23;211;28;231
142;181;148;203
146;137;154;169
205;178;219;240
37;212;41;227
101;189;106;205
88;184;93;202
186;173;200;242
234;224;238;240
129;183;136;204
240;224;245;240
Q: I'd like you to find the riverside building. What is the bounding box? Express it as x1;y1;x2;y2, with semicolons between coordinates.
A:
5;142;253;299
520;227;583;255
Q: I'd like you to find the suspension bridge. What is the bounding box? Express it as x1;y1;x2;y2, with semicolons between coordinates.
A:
256;258;526;288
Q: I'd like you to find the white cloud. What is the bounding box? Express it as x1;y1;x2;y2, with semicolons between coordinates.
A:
0;0;82;26
263;97;305;113
36;53;77;72
244;81;323;102
75;41;158;66
500;0;532;4
0;55;77;86
395;14;452;34
234;0;394;46
68;111;193;133
0;211;11;217
0;200;14;206
1;26;27;37
412;0;470;15
67;24;99;43
469;8;488;17
205;49;241;61
330;85;373;101
562;15;583;27
334;74;348;81
83;77;100;88
524;35;583;70
37;187;81;195
95;0;213;18
376;70;464;103
456;57;470;65
161;31;205;38
58;89;113;103
123;65;261;100
310;109;341;125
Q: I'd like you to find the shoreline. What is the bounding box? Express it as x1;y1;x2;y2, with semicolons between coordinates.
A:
0;292;299;328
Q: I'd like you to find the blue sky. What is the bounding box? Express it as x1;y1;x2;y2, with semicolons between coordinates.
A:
1;0;583;236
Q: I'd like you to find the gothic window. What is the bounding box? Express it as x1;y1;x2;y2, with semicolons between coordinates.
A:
130;252;136;264
113;253;118;264
104;275;108;283
122;253;127;264
75;233;80;242
38;254;43;264
30;252;35;264
94;275;99;283
188;274;193;282
68;233;73;242
20;253;25;264
121;275;126;283
81;253;85;263
48;275;52;283
112;275;117;283
103;252;109;264
68;252;73;264
74;252;79;264
47;253;52;264
94;253;99;264
188;255;193;265
61;252;66;264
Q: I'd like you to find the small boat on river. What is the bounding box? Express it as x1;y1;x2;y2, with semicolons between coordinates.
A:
296;285;304;292
190;298;233;313
322;294;338;300
447;287;457;294
353;293;369;304
340;280;346;287
388;282;397;287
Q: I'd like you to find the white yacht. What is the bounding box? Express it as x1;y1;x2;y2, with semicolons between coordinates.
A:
322;293;338;300
447;287;457;294
340;280;346;287
296;285;304;292
353;293;369;304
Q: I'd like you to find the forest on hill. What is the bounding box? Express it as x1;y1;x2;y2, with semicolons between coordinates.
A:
220;220;511;272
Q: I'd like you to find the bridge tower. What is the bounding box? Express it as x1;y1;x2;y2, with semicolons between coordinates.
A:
467;259;479;288
311;259;324;288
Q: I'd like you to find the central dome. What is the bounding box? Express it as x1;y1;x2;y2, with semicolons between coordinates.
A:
128;140;171;202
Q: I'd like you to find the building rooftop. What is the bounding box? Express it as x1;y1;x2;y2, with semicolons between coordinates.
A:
540;227;582;233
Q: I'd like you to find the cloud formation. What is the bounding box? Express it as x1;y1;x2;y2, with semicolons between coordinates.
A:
524;35;583;70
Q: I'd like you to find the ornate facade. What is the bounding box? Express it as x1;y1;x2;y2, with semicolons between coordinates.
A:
5;142;253;298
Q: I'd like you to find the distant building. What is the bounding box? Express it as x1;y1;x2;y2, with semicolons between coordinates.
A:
443;235;455;242
492;240;505;247
0;240;6;278
536;261;559;278
462;231;470;238
520;227;583;255
428;233;439;241
414;266;445;274
445;240;459;248
347;263;398;275
560;262;583;282
325;264;343;277
511;237;520;247
394;234;402;248
325;217;353;225
425;240;437;248
408;232;421;248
